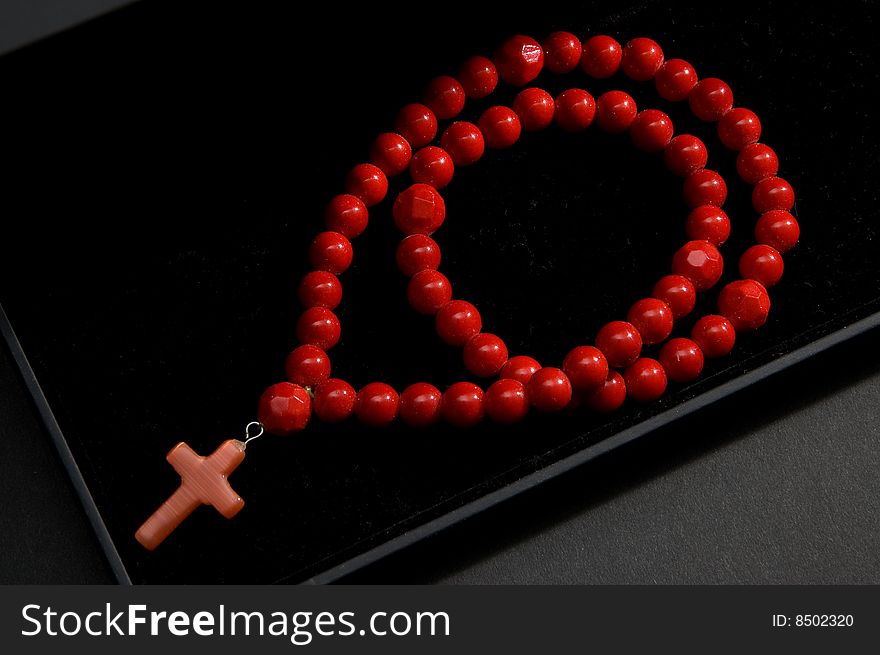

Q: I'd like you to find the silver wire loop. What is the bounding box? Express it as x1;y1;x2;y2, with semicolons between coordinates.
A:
243;421;265;447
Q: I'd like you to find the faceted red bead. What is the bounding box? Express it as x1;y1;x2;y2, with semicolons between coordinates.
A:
485;378;529;424
284;344;331;387
671;240;724;291
459;56;499;99
563;345;609;391
754;210;800;253
626;297;674;345
436;300;482;346
596;90;638;133
298;270;342;310
739;245;784;288
659;338;705;383
527;367;572;412
309;231;353;275
325;194;368;239
595;320;643;368
399;382;443;428
442;381;485;427
423;75;466;120
513;87;556;131
313;378;356;423
355;382;400;427
652;274;697;320
258;382;312;435
752;176;795;213
543;31;582;74
685;205;731;246
683;169;727;208
393;183;446;235
394;103;438;149
369;132;412;177
624;358;667;402
621;37;664;81
629;109;674;152
718;108;762;151
500;355;541;384
691;314;736;358
407;269;453;315
479;106;521;148
736;143;779;185
345;163;388;207
440;121;486;166
463;333;509;377
495;35;545;86
580;35;622;78
410;146;454;189
664;134;708;177
554;88;597;132
296;307;341;351
688;78;734;121
582;370;626;413
718;279;771;331
654;58;698;101
396;234;442;276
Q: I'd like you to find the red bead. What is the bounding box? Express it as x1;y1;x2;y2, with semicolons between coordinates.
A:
717;107;761;151
595;320;643;368
683;169;727;208
752;176;795;213
527;367;572;412
325;194;368;239
313;378;356;423
399;382;443;428
580;35;622;79
626;297;674;345
485;378;529;424
410;146;454;189
463;333;508;377
691;314;736;358
563;345;609;391
258;382;312;435
624;358;667;402
407;269;452;315
442;381;485;427
685;205;731;246
582;370;626;412
689;78;734;121
396;234;442;276
355;382;400;427
754;210;800;253
369;132;412;177
664;134;708;177
513;87;556;131
423;75;466;120
459;56;498;99
554;88;596;132
671;240;724;291
659;338;704;383
296;307;341;350
655;58;698;101
345;163;388;207
394;103;438;149
393;183;446;235
718;279;771;331
309;231;353;275
736;143;779;185
652;274;697;320
500;355;541;384
440;121;486;165
739;245;784;288
284;344;331;387
629;109;674;152
596;90;638;133
479;106;521;148
543;31;582;74
298;270;342;310
436;300;482;346
495;35;544;86
621;37;664;81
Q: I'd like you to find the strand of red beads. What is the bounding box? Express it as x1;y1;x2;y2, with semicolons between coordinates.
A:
257;32;799;435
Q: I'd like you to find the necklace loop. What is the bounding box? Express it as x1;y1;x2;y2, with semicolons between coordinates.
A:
243;421;265;447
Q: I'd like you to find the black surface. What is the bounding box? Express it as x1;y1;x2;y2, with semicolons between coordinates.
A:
0;0;878;584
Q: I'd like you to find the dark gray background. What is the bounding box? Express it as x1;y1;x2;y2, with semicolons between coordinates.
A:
0;0;877;585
